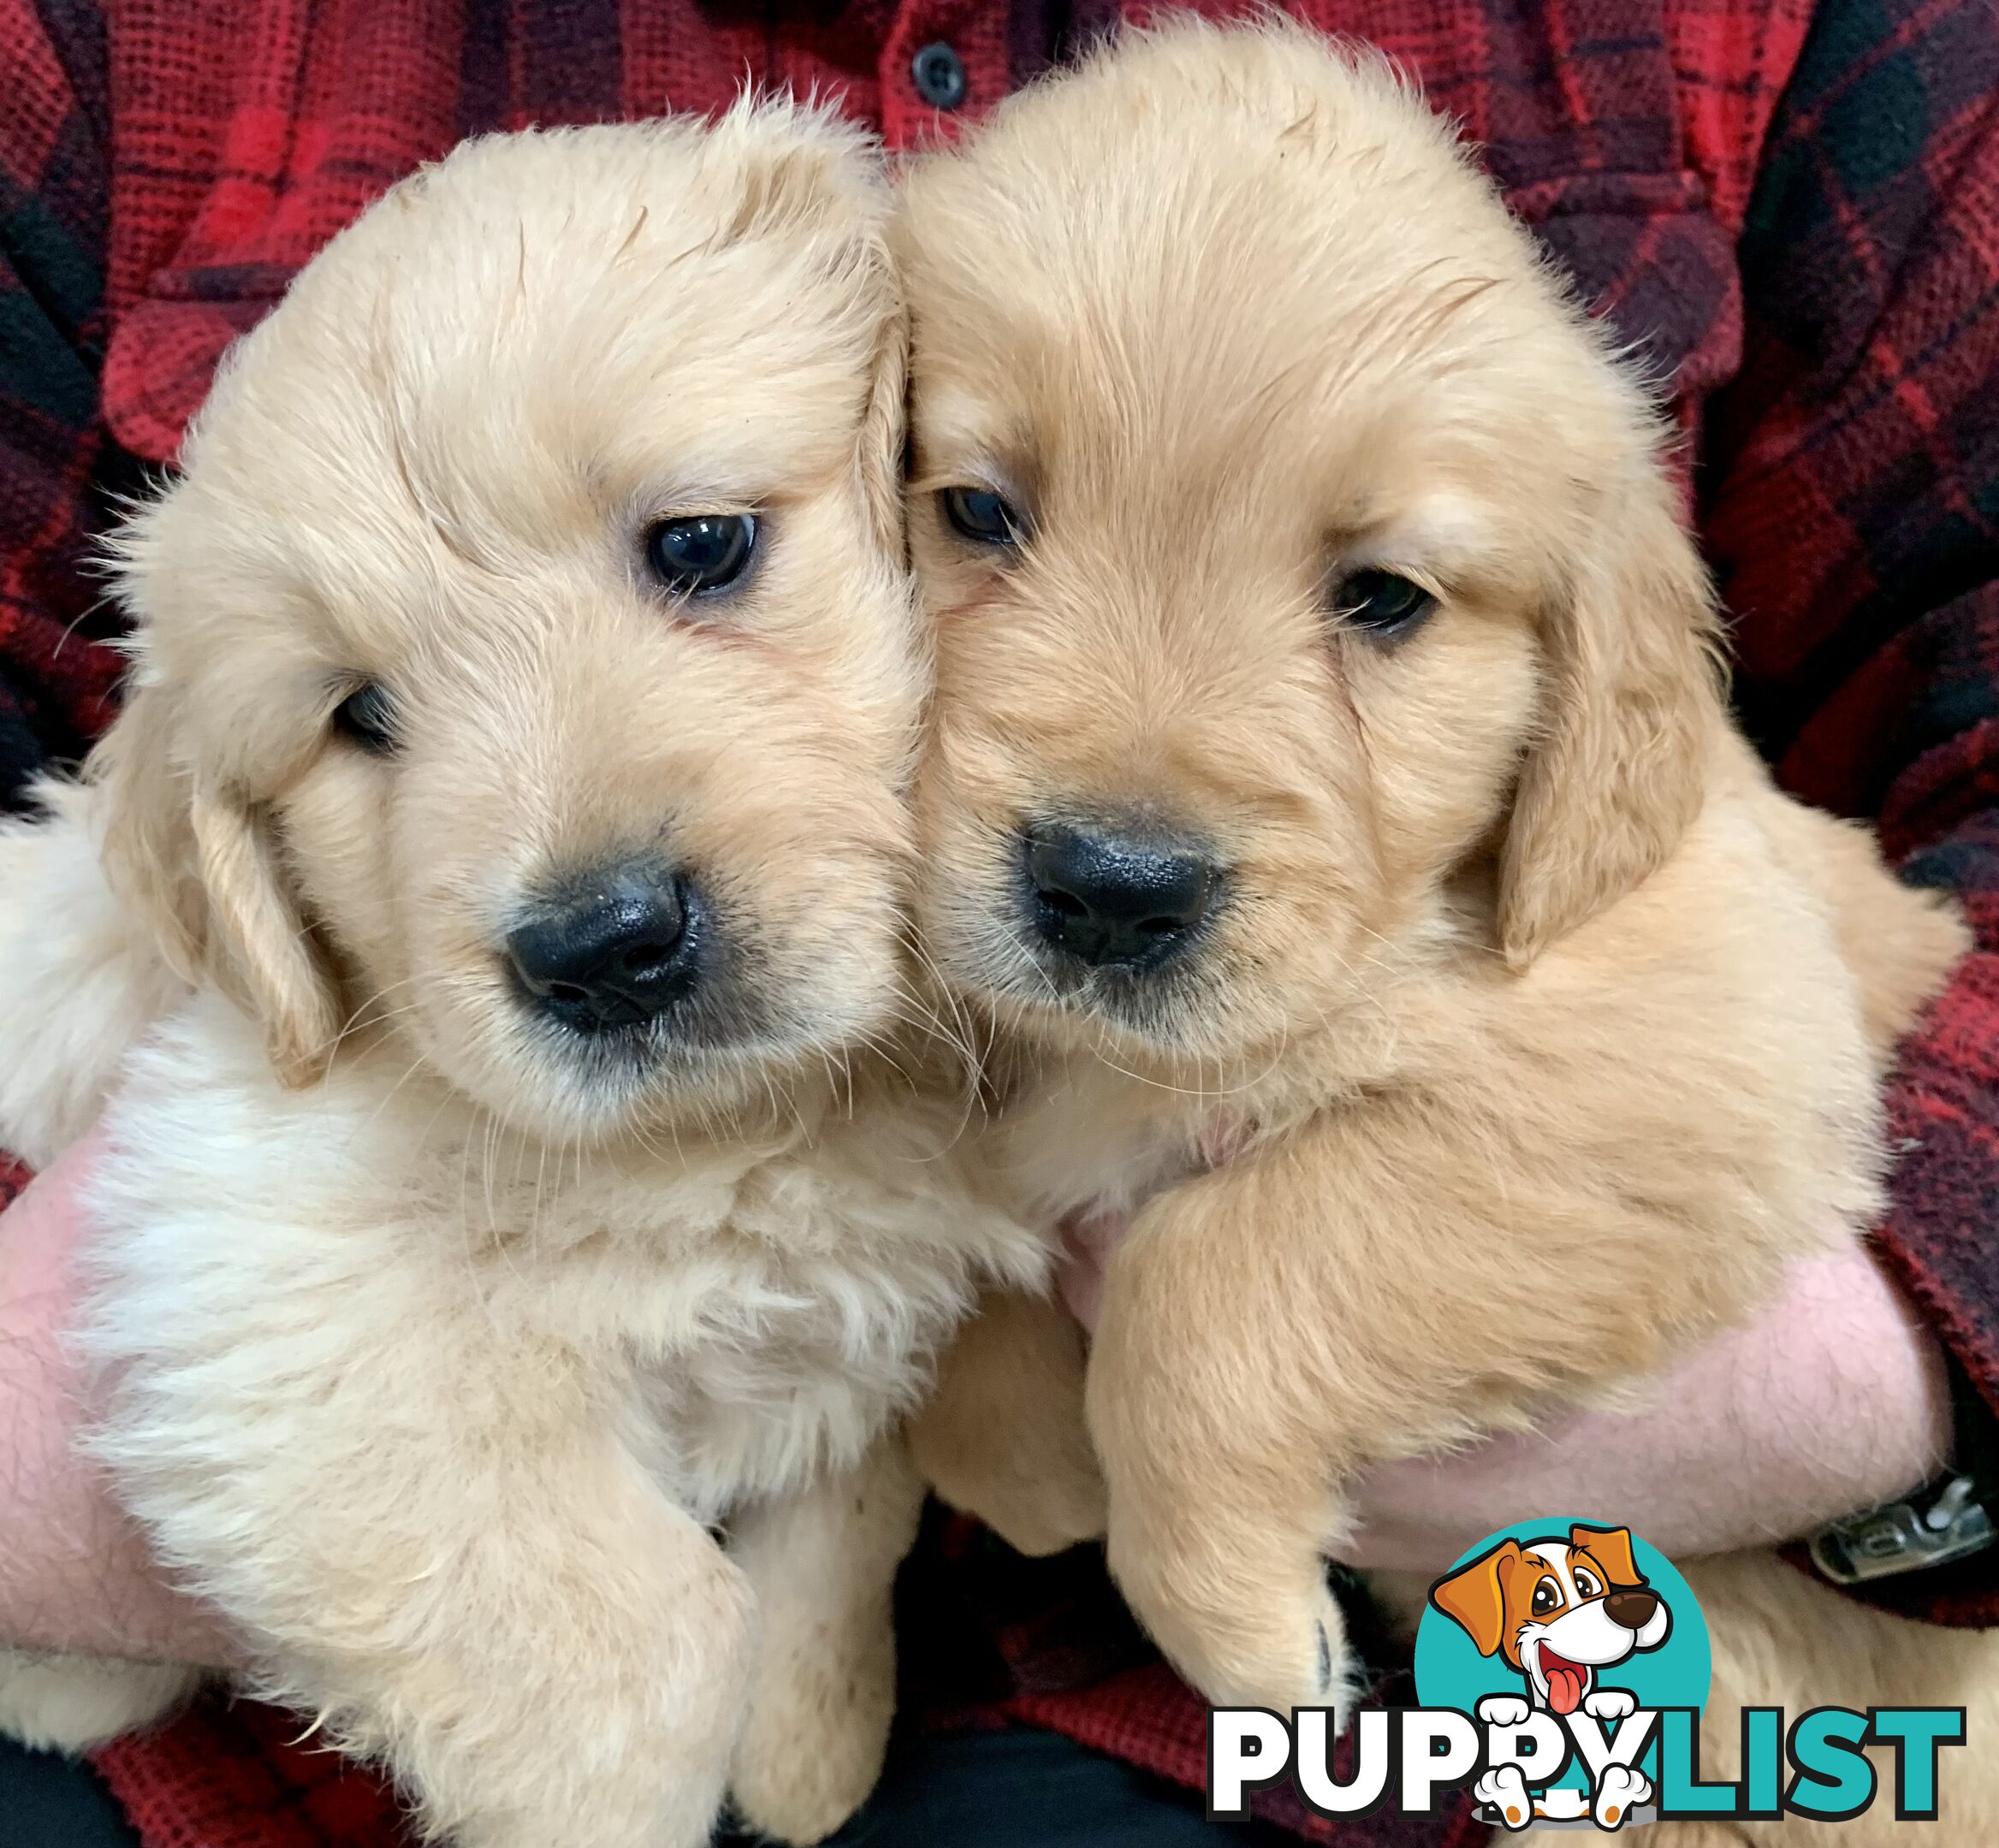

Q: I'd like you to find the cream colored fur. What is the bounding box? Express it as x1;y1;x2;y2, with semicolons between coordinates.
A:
896;20;1990;1841
907;1282;1103;1558
0;780;189;1170
0;106;1044;1848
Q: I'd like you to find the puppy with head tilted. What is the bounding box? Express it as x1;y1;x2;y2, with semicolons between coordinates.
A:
897;20;1997;1841
0;104;1041;1848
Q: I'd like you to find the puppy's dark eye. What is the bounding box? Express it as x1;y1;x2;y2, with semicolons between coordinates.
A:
1572;1569;1600;1599
1530;1579;1561;1616
645;513;756;595
1328;567;1437;641
332;682;399;755
941;485;1023;547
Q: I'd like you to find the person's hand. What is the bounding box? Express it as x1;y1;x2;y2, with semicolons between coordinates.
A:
1058;1223;1950;1578
0;1131;235;1665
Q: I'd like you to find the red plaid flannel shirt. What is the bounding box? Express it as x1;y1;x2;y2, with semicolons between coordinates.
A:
3;0;1997;1843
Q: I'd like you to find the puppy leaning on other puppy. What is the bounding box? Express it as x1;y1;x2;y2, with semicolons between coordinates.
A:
0;104;1044;1848
897;19;1998;1841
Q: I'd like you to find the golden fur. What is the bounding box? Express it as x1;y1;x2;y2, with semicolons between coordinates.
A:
0;106;1044;1848
896;21;1989;1841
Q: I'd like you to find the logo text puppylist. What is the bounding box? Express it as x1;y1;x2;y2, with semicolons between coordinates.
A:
1206;1521;1966;1832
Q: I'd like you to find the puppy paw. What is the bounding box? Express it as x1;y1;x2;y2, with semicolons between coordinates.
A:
909;1296;1106;1559
731;1718;887;1847
1476;1693;1531;1728
728;1611;896;1845
1121;1552;1359;1722
0;1650;199;1753
1474;1765;1534;1832
1582;1687;1637;1723
1311;1610;1363;1732
1224;1587;1359;1721
975;1466;1109;1558
1593;1763;1651;1830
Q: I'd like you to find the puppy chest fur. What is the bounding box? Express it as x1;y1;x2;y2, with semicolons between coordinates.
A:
86;998;1041;1531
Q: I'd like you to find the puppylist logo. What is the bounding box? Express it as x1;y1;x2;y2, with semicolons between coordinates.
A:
1207;1521;1966;1831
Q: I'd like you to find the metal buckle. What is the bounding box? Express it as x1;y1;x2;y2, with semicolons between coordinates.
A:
1810;1475;1998;1585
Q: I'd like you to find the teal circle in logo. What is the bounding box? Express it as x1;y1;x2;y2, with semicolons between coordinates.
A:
1413;1519;1711;1802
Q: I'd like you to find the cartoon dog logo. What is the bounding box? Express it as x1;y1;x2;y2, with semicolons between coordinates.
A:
1429;1524;1672;1829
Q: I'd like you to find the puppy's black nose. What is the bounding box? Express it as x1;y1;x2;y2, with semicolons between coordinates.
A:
1604;1589;1660;1632
1023;822;1216;970
507;862;701;1032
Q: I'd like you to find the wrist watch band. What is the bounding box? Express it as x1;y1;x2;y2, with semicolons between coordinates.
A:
1810;1342;1999;1585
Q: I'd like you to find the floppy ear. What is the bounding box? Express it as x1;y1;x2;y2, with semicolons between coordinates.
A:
1428;1539;1519;1657
93;678;344;1089
186;782;346;1087
1570;1524;1643;1588
91;677;206;982
1498;465;1726;968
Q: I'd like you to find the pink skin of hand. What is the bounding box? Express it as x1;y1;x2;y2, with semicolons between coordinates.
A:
0;1132;236;1666
0;1138;1950;1655
1059;1217;1951;1577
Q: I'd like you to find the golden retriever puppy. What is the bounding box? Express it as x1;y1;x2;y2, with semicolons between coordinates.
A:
0;104;1042;1848
896;19;1998;1840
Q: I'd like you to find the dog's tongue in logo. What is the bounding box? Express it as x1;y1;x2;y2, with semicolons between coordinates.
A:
1539;1644;1588;1715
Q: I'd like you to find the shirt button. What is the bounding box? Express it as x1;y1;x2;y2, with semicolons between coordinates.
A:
911;41;969;110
